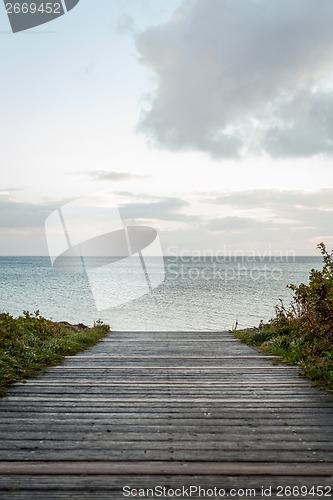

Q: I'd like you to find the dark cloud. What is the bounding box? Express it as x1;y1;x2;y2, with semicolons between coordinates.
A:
0;191;195;232
207;188;333;211
205;188;333;233
136;0;333;158
119;196;198;222
262;91;333;157
207;216;268;233
1;189;332;255
0;194;55;229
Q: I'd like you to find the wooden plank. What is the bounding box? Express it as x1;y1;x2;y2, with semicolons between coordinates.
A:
0;477;332;500
9;387;322;395
1;450;332;461
0;461;332;476
1;408;331;418
2;396;328;403
1;429;333;438
1;478;332;500
1;439;332;451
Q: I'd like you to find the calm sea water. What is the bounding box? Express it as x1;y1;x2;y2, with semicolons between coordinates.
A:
0;256;322;331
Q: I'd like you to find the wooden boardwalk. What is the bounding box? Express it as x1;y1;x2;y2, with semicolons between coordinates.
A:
0;330;332;499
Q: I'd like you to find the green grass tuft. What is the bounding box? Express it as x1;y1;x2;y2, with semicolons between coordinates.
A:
0;311;110;394
234;325;333;392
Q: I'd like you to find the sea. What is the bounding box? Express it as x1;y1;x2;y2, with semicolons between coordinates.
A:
0;256;322;331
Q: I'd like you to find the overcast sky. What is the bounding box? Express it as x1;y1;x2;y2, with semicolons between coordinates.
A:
1;0;333;256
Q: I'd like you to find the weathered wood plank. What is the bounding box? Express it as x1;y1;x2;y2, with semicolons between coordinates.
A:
3;398;330;406
0;450;332;462
0;461;332;476
0;440;332;452
2;430;333;440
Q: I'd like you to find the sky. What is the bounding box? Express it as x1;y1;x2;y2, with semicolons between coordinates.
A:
1;0;333;256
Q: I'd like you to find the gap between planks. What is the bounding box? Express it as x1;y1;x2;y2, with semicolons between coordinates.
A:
101;339;240;342
50;366;298;370
66;355;280;359
3;398;325;403
16;381;309;386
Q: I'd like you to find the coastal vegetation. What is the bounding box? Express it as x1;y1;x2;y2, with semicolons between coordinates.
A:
235;242;333;392
0;311;109;395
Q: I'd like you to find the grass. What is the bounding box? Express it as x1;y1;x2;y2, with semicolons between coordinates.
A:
234;324;333;393
0;310;110;395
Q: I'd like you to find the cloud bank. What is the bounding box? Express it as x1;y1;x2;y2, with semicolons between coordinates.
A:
2;188;333;254
205;188;333;234
0;193;55;229
136;0;333;158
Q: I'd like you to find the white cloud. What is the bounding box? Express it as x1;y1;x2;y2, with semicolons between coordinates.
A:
136;0;333;158
71;170;148;182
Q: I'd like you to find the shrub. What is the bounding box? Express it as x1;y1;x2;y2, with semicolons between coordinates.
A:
235;243;333;391
272;242;333;343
